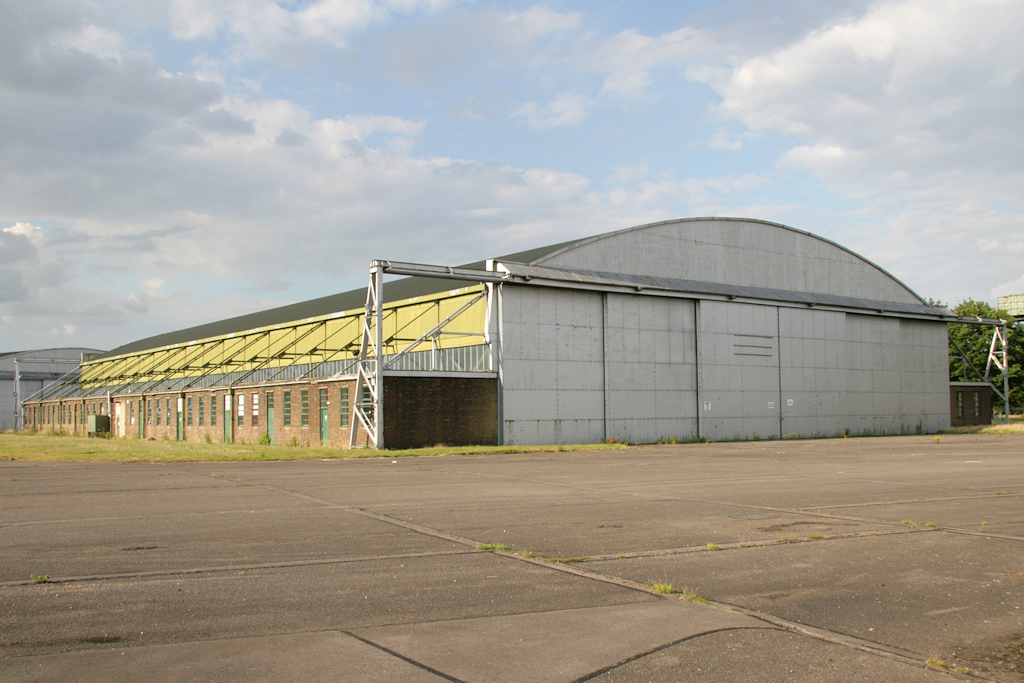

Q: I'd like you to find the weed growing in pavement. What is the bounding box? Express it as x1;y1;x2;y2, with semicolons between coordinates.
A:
926;522;939;528
806;534;823;540
30;574;49;584
649;582;674;594
925;657;950;670
549;557;587;564
706;543;720;551
679;588;712;605
477;543;509;551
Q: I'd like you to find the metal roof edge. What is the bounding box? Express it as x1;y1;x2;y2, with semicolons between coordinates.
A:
528;217;931;306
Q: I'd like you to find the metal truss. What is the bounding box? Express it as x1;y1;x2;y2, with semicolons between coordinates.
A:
348;261;496;448
949;319;1012;424
351;265;383;448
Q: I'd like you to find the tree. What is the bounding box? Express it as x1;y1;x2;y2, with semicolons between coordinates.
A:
946;300;1022;415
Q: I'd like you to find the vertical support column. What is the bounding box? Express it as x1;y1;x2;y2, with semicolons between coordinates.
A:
351;263;384;448
374;264;384;449
1004;324;1011;422
985;322;1011;423
488;282;505;445
12;358;21;431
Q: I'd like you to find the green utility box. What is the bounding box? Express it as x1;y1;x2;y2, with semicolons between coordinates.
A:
87;414;110;436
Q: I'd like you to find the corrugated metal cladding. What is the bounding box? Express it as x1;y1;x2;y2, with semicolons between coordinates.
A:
495;218;950;444
24;218;952;446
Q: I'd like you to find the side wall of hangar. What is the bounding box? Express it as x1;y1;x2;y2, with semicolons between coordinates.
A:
24;218;952;446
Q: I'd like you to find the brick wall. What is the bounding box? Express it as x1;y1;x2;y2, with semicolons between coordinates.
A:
25;376;494;449
383;376;498;449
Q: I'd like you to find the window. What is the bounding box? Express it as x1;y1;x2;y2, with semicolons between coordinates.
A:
359;385;373;421
237;394;245;427
211;395;217;427
300;389;309;427
973;391;980;418
130;400;135;426
339;386;350;428
198;397;205;426
146;400;152;426
165;398;171;427
251;393;259;427
283;390;292;427
956;391;964;419
187;396;193;427
156;398;162;426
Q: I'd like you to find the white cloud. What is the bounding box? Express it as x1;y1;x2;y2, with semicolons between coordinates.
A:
595;26;714;98
167;0;460;59
697;0;1024;304
3;222;46;248
513;91;596;128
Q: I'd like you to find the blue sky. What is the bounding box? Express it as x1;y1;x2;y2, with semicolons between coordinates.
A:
2;0;1022;351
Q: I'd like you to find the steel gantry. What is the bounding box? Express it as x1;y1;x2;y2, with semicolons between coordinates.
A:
348;260;507;448
949;317;1012;423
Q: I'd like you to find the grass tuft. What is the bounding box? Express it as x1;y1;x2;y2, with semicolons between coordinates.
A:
477;542;509;551
679;588;712;605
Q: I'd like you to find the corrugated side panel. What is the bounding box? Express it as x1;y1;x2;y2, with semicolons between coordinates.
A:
604;294;697;443
501;287;605;445
698;300;782;441
778;308;848;438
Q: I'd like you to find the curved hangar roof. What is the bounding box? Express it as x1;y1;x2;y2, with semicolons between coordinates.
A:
103;217;936;358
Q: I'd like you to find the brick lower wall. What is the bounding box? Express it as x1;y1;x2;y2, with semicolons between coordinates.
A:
383;376;498;449
25;375;496;449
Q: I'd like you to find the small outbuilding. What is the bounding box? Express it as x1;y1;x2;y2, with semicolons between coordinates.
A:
949;382;993;427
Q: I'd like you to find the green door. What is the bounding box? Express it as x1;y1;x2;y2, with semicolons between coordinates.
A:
320;407;329;444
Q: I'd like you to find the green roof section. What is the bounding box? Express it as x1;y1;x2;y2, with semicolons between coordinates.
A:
98;239;579;359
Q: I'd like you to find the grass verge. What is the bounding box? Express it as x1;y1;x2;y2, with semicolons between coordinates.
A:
940;415;1024;435
0;432;627;463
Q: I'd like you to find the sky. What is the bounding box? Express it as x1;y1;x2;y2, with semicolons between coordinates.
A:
2;0;1022;352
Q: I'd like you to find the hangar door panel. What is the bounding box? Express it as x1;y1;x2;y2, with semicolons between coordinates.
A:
699;301;781;441
500;286;605;445
604;294;697;443
778;308;847;438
